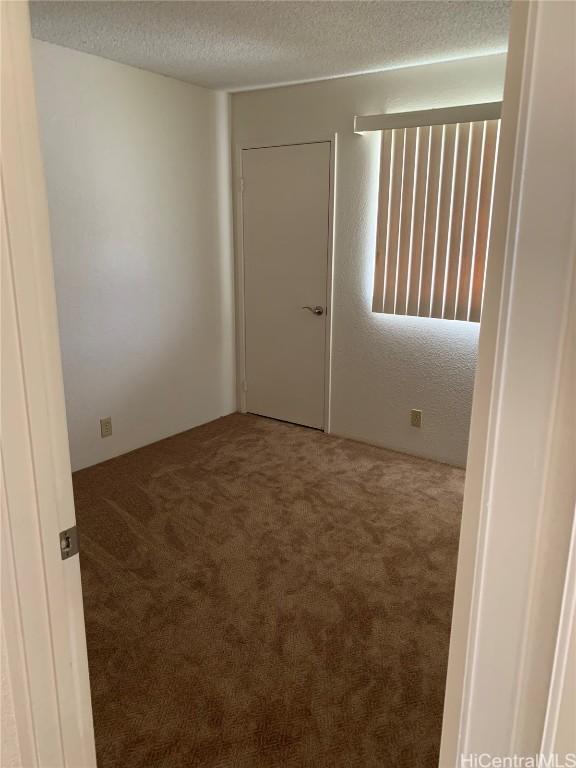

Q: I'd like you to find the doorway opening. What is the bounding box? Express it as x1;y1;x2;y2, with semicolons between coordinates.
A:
30;18;507;767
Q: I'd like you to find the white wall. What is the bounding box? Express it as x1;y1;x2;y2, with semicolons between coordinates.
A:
232;54;507;466
32;41;236;471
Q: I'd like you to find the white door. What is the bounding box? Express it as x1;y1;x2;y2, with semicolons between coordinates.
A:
1;2;96;765
242;142;331;429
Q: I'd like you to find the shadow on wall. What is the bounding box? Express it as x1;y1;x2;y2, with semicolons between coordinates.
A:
32;41;236;471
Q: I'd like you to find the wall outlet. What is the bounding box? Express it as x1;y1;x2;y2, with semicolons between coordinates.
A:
410;409;422;428
100;416;112;438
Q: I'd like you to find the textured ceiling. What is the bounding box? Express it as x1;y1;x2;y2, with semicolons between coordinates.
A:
30;1;510;92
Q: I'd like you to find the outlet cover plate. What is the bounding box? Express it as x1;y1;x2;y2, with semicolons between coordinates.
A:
410;409;422;428
100;416;112;438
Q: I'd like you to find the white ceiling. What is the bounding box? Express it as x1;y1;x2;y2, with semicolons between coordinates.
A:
30;1;510;92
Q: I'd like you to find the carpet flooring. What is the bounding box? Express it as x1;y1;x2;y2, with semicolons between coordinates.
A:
73;413;464;768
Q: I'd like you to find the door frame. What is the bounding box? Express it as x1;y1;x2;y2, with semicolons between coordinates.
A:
4;1;574;764
540;508;576;758
440;0;576;763
233;137;337;432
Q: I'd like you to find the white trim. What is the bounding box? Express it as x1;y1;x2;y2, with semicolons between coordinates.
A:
354;101;502;135
508;229;576;751
233;136;337;432
322;136;337;434
460;5;536;754
540;506;576;756
234;147;248;413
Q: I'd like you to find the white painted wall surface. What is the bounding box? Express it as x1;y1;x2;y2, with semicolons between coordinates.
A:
32;41;236;471
232;54;506;466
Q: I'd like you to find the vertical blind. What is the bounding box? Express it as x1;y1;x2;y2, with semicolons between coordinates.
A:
372;119;500;322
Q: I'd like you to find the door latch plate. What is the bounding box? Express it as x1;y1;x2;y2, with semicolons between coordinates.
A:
59;526;79;560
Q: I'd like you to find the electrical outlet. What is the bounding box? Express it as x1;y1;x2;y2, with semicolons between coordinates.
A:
100;416;112;438
410;409;422;428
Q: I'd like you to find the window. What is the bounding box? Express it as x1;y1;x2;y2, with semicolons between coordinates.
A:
372;119;500;322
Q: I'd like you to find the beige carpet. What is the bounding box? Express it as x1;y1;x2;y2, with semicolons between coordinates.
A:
73;413;463;768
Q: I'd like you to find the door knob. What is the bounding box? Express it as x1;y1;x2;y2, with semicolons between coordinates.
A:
302;305;324;316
